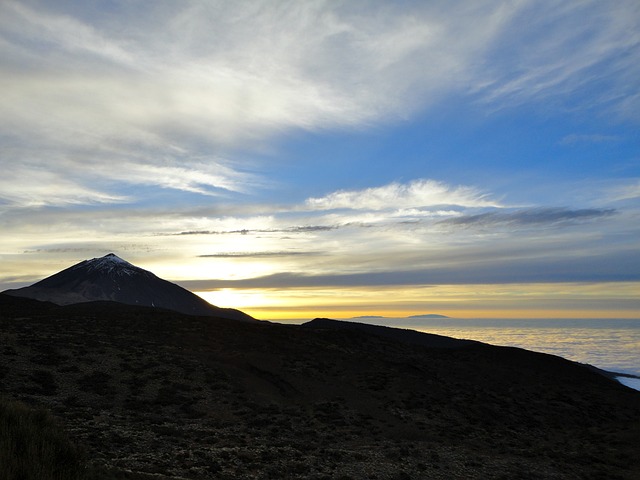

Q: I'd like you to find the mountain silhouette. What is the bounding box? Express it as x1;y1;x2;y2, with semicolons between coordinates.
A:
2;253;252;321
304;318;476;348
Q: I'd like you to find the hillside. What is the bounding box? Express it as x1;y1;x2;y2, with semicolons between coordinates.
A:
1;294;639;479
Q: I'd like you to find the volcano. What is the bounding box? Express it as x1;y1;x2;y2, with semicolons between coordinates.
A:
2;253;253;321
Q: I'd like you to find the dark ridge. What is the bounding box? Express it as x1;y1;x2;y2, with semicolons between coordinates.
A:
55;299;248;321
303;317;479;348
303;318;630;384
0;292;58;314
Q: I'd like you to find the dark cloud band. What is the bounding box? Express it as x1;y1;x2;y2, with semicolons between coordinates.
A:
440;208;616;228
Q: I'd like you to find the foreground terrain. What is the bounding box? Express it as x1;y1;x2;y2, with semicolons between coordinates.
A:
1;294;639;479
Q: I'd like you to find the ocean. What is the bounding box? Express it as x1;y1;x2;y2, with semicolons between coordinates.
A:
411;318;640;389
280;317;640;391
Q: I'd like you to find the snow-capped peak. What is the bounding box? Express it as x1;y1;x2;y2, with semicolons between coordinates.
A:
100;253;130;264
83;253;140;275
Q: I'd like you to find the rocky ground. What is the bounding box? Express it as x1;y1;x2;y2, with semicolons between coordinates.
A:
1;294;639;479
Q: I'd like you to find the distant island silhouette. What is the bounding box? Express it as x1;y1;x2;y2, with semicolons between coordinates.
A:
352;314;450;319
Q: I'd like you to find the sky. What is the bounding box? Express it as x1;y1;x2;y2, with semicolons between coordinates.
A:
1;0;639;320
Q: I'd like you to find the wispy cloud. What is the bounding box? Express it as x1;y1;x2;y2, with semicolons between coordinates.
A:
198;251;321;258
604;180;640;203
471;1;640;116
559;134;622;145
440;208;616;229
305;179;498;211
95;161;256;196
0;166;129;207
172;224;337;236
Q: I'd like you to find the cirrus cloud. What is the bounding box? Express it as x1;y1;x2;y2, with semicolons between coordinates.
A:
305;179;499;211
2;0;638;209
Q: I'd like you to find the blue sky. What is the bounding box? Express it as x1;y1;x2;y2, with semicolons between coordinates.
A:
1;1;639;319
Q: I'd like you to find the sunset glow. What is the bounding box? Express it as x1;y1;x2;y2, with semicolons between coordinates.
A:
194;283;640;320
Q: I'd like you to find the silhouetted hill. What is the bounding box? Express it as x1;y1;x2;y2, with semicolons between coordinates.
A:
2;253;252;321
304;318;478;348
1;294;639;479
0;291;58;315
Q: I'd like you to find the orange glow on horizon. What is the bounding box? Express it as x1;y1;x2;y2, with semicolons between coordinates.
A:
240;308;640;321
195;281;640;321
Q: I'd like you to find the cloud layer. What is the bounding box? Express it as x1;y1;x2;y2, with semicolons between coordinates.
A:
440;208;616;229
1;0;639;208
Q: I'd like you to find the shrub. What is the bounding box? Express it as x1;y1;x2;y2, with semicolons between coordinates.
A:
0;397;85;480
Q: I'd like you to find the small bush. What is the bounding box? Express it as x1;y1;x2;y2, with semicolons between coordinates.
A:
0;397;85;480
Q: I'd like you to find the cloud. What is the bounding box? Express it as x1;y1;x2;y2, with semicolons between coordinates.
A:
471;1;640;117
198;251;321;258
1;0;638;208
180;246;640;289
440;208;616;229
305;179;498;211
2;179;637;295
174;225;337;236
22;247;102;254
0;157;258;208
0;166;129;207
605;180;640;203
94;161;256;196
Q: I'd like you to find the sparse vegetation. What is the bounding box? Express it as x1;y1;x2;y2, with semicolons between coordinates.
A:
0;397;85;480
77;370;112;396
26;369;58;396
0;294;639;479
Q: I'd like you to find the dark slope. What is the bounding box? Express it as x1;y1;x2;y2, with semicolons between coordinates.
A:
2;253;252;321
1;294;639;479
304;317;479;348
0;291;58;315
